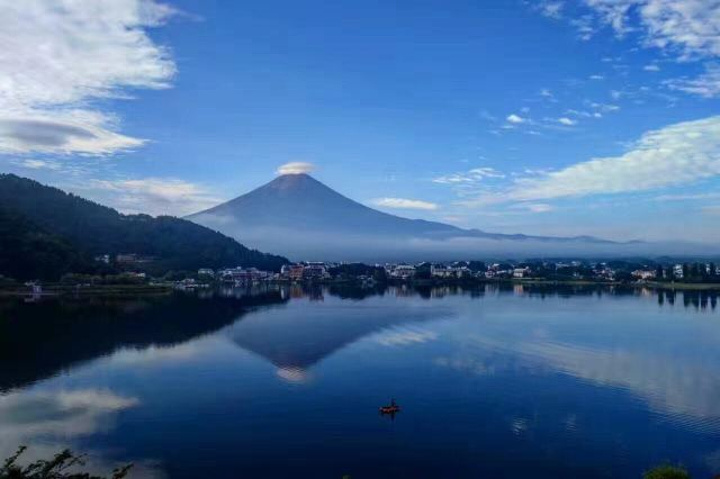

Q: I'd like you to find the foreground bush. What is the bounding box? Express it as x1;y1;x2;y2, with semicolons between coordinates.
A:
644;465;691;479
0;447;131;479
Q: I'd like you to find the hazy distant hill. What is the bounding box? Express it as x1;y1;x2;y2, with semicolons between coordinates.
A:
0;174;288;279
188;173;644;261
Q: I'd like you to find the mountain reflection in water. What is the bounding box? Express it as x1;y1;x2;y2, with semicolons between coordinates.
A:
0;284;718;479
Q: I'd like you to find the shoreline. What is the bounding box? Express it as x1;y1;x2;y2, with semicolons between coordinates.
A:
0;284;174;298
2;279;720;299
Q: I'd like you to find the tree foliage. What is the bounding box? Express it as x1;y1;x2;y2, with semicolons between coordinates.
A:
0;207;97;281
0;447;131;479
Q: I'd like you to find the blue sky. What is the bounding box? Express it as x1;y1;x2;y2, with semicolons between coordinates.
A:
1;0;719;242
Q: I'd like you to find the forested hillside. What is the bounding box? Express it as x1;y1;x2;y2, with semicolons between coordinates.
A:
0;174;288;279
0;207;96;280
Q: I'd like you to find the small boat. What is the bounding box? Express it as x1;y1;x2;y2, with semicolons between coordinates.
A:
379;398;401;415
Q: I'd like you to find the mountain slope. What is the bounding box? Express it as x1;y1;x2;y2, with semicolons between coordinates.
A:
190;173;465;237
0;174;289;276
188;173;638;261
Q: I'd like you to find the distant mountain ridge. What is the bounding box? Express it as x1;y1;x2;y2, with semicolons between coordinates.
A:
188;173;644;261
0;174;288;279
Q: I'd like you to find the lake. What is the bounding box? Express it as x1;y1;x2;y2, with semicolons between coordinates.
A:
1;284;719;478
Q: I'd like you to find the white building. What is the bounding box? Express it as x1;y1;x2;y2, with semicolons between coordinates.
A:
673;264;684;279
513;267;530;279
388;264;416;280
431;264;472;279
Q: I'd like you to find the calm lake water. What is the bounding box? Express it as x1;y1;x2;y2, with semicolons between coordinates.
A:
1;284;719;478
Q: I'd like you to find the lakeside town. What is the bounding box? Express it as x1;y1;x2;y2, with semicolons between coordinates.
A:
174;258;720;290
5;253;720;298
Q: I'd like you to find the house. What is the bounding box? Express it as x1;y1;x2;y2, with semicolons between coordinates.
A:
281;264;305;281
431;264;472;279
387;264;416;280
198;268;215;277
513;267;531;279
631;270;656;280
303;262;328;280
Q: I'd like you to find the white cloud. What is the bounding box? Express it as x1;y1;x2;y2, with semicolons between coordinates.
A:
580;0;720;58
558;117;578;126
537;1;720;98
666;64;720;98
12;159;62;170
506;114;526;124
507;116;720;201
371;197;439;211
88;177;222;216
655;192;720;201
276;161;316;175
508;202;556;213
433;167;505;184
589;74;605;80
0;0;176;155
525;203;555;213
571;14;598;40
537;1;565;19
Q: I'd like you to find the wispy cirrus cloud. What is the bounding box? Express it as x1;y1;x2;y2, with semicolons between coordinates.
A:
433;167;505;185
534;1;720;98
585;0;720;59
0;0;177;155
371;197;439;211
666;64;720;98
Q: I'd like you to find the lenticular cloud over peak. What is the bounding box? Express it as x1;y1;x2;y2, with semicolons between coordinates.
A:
276;162;316;175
